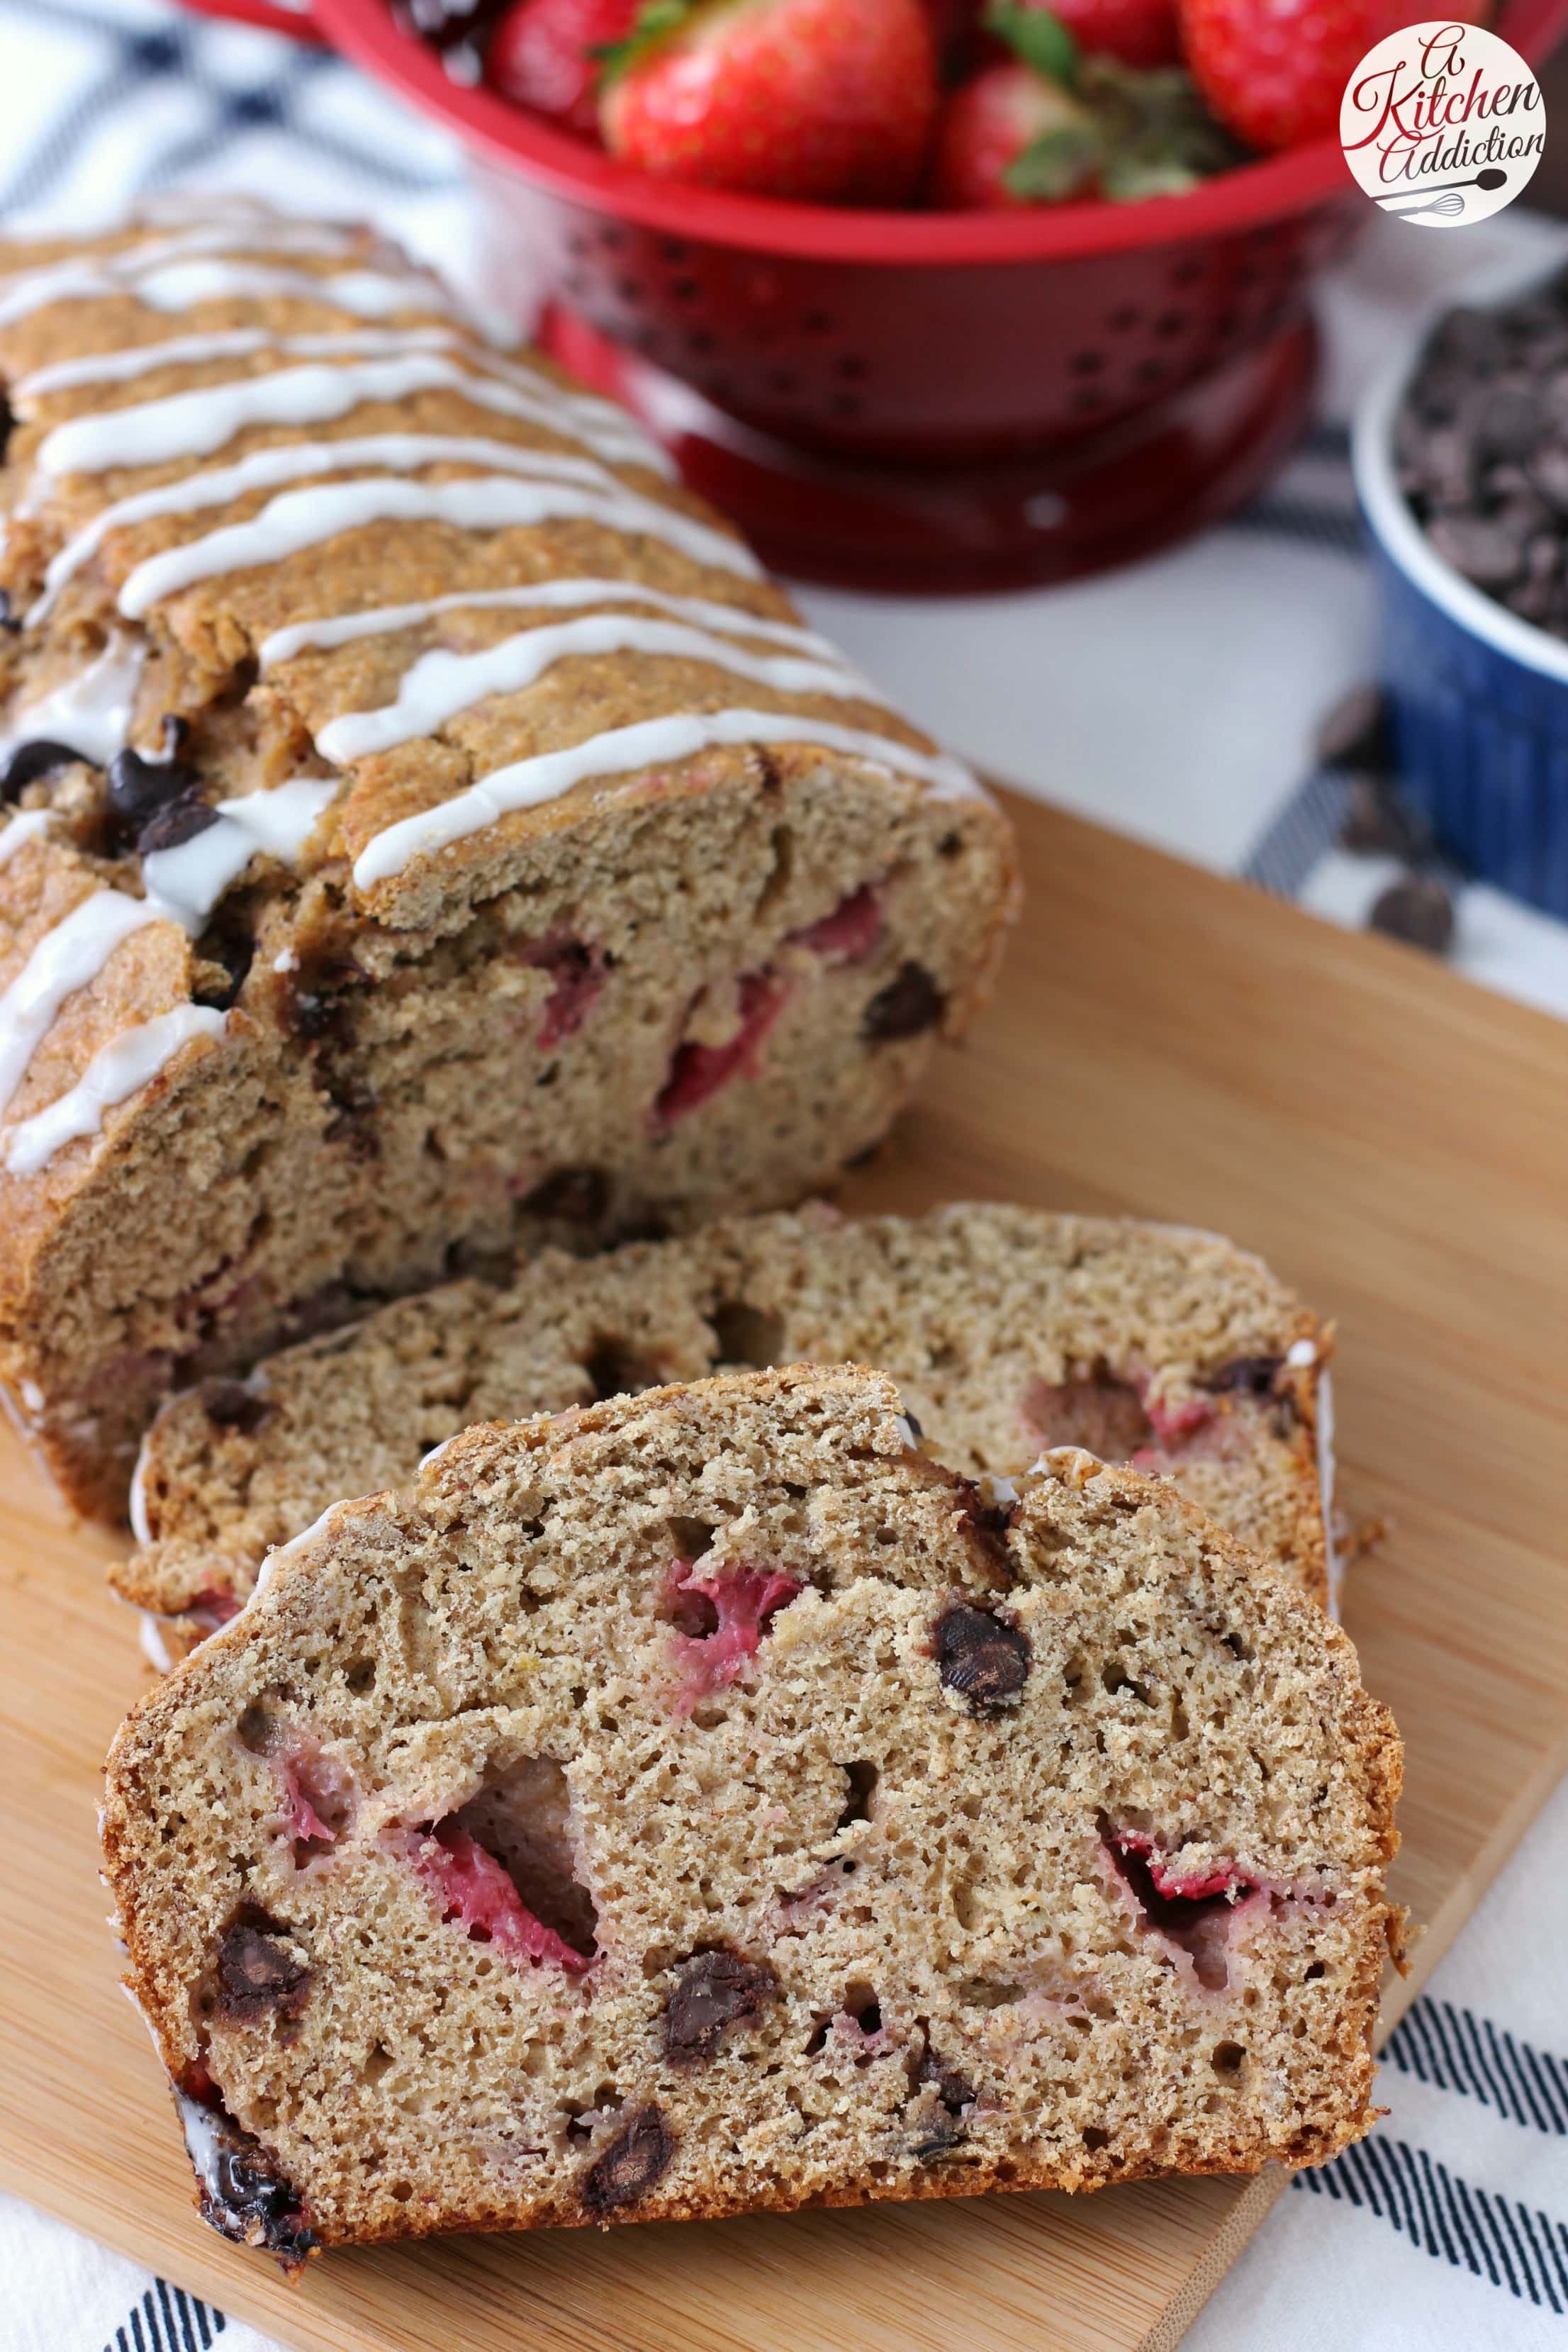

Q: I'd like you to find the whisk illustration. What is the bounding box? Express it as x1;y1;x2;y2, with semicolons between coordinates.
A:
1375;166;1509;222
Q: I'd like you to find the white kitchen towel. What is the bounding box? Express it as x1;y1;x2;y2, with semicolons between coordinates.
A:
0;4;1564;2348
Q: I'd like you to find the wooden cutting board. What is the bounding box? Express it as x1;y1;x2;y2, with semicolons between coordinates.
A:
4;791;1567;2352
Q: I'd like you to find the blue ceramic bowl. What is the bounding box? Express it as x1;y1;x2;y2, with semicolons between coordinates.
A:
1354;286;1568;922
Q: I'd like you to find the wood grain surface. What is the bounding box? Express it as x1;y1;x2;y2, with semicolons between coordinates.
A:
2;791;1566;2352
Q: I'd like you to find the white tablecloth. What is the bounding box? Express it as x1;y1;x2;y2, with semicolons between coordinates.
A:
1;5;1564;2346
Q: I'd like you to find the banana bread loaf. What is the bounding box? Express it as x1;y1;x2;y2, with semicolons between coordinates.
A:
121;1203;1333;1650
101;1365;1399;2265
0;202;1016;1518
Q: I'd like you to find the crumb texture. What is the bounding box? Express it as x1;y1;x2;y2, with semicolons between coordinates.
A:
124;1203;1330;1628
102;1366;1399;2258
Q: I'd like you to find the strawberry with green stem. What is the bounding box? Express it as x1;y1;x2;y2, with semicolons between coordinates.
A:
934;0;1242;206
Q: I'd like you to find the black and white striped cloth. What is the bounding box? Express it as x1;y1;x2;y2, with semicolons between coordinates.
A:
0;5;1565;2347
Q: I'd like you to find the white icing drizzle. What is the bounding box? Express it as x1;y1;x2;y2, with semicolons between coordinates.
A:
138;1611;175;1674
0;778;333;1167
0;891;163;1114
17;323;666;475
140;778;337;927
1286;1336;1318;1368
259;576;837;669
0;810;53;868
37;352;663;480
316;613;873;763
4;1003;224;1175
33;436;755;625
0;220;370;327
354;707;981;888
15;323;460;402
119;258;463;327
0;632;145;766
117;468;759;620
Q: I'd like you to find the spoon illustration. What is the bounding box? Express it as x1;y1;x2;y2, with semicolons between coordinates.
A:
1377;167;1509;210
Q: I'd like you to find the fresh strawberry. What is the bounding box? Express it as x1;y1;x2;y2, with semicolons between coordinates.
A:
992;0;1178;69
936;2;1238;206
599;0;940;206
933;60;1099;205
487;0;637;133
1179;0;1406;152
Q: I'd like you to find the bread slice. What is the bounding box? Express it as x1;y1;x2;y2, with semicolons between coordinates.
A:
0;205;1016;1518
120;1204;1333;1650
101;1365;1399;2264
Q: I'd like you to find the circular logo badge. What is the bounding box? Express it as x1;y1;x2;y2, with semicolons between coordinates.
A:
1340;19;1545;228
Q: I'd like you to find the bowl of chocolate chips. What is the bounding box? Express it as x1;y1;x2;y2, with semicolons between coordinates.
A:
1355;258;1568;923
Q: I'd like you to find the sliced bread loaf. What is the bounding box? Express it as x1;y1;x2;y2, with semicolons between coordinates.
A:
121;1202;1333;1645
0;206;1014;1517
101;1365;1399;2263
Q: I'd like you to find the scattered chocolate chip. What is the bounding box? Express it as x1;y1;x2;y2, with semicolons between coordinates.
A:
106;744;198;841
0;588;22;634
191;926;254;1014
1338;775;1430;860
581;2105;673;2216
919;2049;975;2115
215;1922;311;2027
323;1072;380;1158
284;956;364;1043
863;961;946;1043
1314;685;1391;775
953;1478;1014;1577
177;2090;315;2261
201;1379;272;1436
933;1601;1030;1718
1;738;82;805
663;1949;779;2065
523;1165;610;1226
1204;1355;1283;1399
136;790;218;857
1426;511;1528;588
1369;874;1455;956
1475;381;1545;462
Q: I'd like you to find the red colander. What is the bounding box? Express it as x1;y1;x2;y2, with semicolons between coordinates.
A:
252;0;1568;586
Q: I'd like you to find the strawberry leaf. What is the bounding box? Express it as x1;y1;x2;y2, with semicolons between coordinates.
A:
985;1;1080;87
593;0;692;86
1003;121;1104;201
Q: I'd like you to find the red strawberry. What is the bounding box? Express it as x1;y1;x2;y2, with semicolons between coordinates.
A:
933;60;1099;205
994;0;1178;69
487;0;637;133
599;0;940;206
1179;0;1406;152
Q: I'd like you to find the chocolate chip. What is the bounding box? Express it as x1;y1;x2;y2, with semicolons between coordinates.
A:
215;1922;310;2027
201;1379;271;1435
523;1166;610;1226
178;2090;315;2261
1;739;82;804
953;1478;1014;1577
919;2049;975;2114
934;1601;1030;1718
863;961;946;1043
106;744;197;840
0;589;20;634
1369;874;1455;955
1475;382;1545;462
581;2105;673;2216
1314;685;1391;775
1338;775;1430;860
191;926;254;1014
663;1949;778;2064
1205;1355;1283;1398
1426;512;1528;588
135;790;218;857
